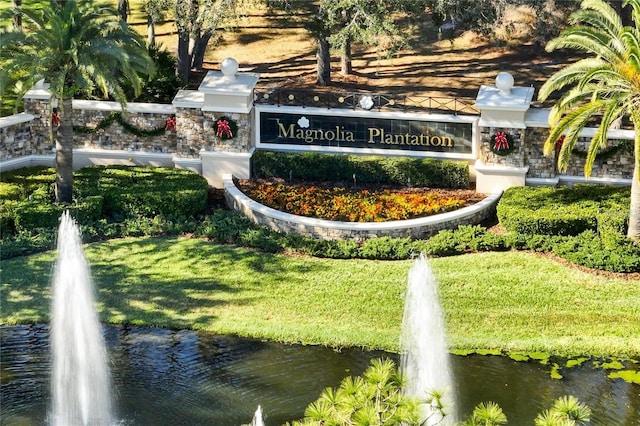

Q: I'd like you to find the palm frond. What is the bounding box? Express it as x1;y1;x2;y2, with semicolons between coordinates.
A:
587;99;627;176
3;0;153;107
304;399;336;422
470;401;508;425
544;100;605;159
539;57;608;101
571;0;622;35
625;0;640;27
546;26;624;62
551;395;592;423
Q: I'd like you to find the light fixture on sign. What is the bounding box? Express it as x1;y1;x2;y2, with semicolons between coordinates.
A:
359;95;374;110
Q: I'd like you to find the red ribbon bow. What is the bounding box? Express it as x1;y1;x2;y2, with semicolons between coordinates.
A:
51;112;60;127
165;116;176;131
493;131;509;151
216;119;232;138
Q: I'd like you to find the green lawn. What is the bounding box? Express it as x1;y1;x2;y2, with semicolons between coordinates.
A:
1;237;639;359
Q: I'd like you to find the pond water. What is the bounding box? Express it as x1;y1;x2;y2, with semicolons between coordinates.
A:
1;324;638;425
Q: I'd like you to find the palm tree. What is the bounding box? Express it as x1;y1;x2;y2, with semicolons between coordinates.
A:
2;0;154;203
538;0;640;241
534;395;591;426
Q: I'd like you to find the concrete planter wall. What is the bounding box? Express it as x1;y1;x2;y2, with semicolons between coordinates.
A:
223;174;502;242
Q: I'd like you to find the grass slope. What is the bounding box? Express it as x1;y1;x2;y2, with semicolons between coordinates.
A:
1;237;638;358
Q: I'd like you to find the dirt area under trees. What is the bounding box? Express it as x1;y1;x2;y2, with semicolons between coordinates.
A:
178;4;583;104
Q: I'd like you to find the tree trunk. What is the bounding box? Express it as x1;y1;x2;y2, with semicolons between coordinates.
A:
118;0;129;23
192;32;213;71
340;38;352;75
55;98;74;204
316;37;331;86
628;129;640;240
147;14;156;46
12;0;21;30
177;31;192;82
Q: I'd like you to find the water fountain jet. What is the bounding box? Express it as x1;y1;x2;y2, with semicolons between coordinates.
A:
400;254;457;425
251;405;265;426
50;211;113;426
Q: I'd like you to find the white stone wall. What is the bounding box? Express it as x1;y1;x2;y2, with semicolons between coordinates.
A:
1;79;636;187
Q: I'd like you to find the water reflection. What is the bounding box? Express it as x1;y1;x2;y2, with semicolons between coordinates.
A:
1;325;638;425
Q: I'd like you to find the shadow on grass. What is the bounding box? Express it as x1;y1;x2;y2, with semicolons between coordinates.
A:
1;237;321;330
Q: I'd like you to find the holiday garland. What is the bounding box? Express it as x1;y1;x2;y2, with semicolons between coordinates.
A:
73;111;169;137
556;137;633;162
489;131;516;156
214;116;238;140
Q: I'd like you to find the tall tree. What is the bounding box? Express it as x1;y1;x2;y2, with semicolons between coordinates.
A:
143;0;170;46
323;0;427;77
172;0;253;82
538;0;640;241
2;0;154;203
305;0;427;84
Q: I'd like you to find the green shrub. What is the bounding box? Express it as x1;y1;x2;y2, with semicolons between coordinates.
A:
497;185;629;236
420;229;463;256
309;239;361;259
416;225;504;256
105;189;206;218
238;228;286;253
359;236;414;260
0;229;56;259
15;203;47;231
597;208;629;249
0;182;22;200
0;199;21;237
552;231;640;273
469;232;509;252
13;196;103;233
194;210;257;243
0;166;55;194
251;151;469;188
74;166;208;218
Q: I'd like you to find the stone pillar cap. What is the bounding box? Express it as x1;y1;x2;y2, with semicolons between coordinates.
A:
495;72;514;96
221;58;239;82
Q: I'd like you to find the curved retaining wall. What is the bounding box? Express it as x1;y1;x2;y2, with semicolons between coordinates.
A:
223;174;503;241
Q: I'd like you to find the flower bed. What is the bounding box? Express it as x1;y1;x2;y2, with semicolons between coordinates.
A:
237;179;484;222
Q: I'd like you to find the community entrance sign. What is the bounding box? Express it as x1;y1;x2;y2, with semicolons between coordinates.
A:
255;105;477;159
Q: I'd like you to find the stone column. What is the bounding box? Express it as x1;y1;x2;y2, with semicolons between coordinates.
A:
22;79;55;155
474;72;532;193
173;58;259;187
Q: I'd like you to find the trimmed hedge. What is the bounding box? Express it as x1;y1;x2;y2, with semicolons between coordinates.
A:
74;166;209;218
1;166;208;245
0;182;22;200
1;165;637;273
0;166;56;190
497;185;630;236
597;208;629;249
251;150;470;189
13;196;104;233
